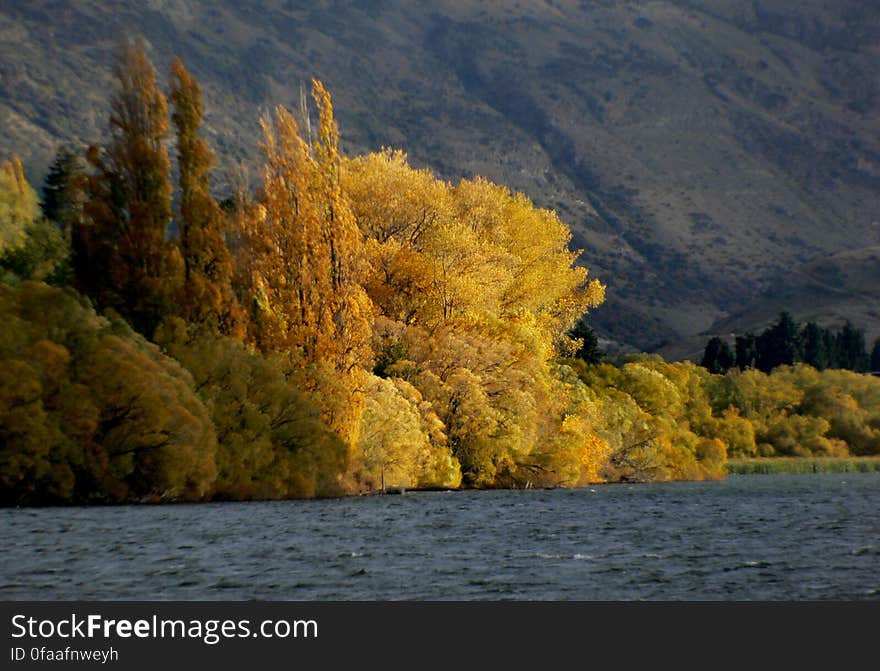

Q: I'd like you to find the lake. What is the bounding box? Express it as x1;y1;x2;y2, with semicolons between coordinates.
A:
2;473;878;600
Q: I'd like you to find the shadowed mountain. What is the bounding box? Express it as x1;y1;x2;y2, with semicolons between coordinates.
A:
2;0;878;352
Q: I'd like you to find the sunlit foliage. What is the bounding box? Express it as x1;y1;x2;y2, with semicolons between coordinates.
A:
7;45;879;505
0;155;39;254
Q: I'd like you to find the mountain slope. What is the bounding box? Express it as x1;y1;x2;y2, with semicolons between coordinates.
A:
1;0;878;352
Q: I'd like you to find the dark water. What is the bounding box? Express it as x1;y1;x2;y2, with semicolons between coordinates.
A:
2;473;879;600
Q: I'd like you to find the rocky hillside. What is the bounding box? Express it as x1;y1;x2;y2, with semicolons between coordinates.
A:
2;0;878;353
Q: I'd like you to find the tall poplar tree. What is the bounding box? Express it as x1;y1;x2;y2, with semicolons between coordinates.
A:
245;80;372;371
75;37;181;337
169;56;243;337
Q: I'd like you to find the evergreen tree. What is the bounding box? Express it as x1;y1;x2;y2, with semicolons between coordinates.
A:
823;328;839;369
735;332;757;370
801;322;831;371
569;318;603;364
41;146;83;236
75;37;182;337
870;338;880;373
755;312;801;372
835;321;869;372
701;336;734;374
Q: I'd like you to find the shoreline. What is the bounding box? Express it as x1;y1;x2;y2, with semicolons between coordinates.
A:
725;456;880;475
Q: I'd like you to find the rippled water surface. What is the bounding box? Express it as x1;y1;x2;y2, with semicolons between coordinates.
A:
2;473;879;600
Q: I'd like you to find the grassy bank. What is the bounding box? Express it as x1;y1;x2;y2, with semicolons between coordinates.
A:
726;456;880;475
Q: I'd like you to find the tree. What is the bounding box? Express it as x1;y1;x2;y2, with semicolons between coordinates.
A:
701;336;734;374
41;146;84;236
755;312;801;372
155;318;349;499
169;56;244;337
0;217;71;285
0;282;217;504
569;318;603;364
871;338;880;373
835;321;869;372
735;332;757;370
75;37;182;337
344;149;604;341
1;161;71;285
242;82;372;370
801;322;831;371
0;154;39;254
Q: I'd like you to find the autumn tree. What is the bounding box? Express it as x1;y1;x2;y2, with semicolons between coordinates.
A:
0;282;217;504
355;374;461;491
0;160;71;284
242;82;372;370
75;37;182;337
344;149;604;340
0;155;38;254
169;56;244;337
155;318;348;499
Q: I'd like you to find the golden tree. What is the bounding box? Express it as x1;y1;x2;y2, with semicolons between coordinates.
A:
169;56;244;337
0;154;39;253
243;80;373;371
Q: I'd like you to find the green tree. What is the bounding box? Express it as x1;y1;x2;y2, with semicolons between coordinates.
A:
41;146;84;237
1;217;71;285
801;322;831;371
735;332;757;370
701;336;734;374
0;282;216;504
835;321;869;372
870;338;880;373
155;318;348;499
569;318;603;364
756;312;801;372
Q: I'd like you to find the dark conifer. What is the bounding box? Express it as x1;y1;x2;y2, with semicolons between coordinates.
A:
701;336;734;374
870;338;880;373
569;318;604;364
835;321;869;372
755;312;801;372
735;332;757;370
801;322;831;371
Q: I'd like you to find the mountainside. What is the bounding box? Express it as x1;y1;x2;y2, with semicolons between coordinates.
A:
2;0;878;353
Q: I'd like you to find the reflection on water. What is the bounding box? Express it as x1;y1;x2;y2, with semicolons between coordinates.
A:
2;473;878;600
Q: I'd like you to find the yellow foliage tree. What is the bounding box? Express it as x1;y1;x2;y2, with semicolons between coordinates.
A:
242;82;373;372
169;57;245;338
0;155;39;253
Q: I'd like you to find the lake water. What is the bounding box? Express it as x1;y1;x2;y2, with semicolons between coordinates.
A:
2;473;878;600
